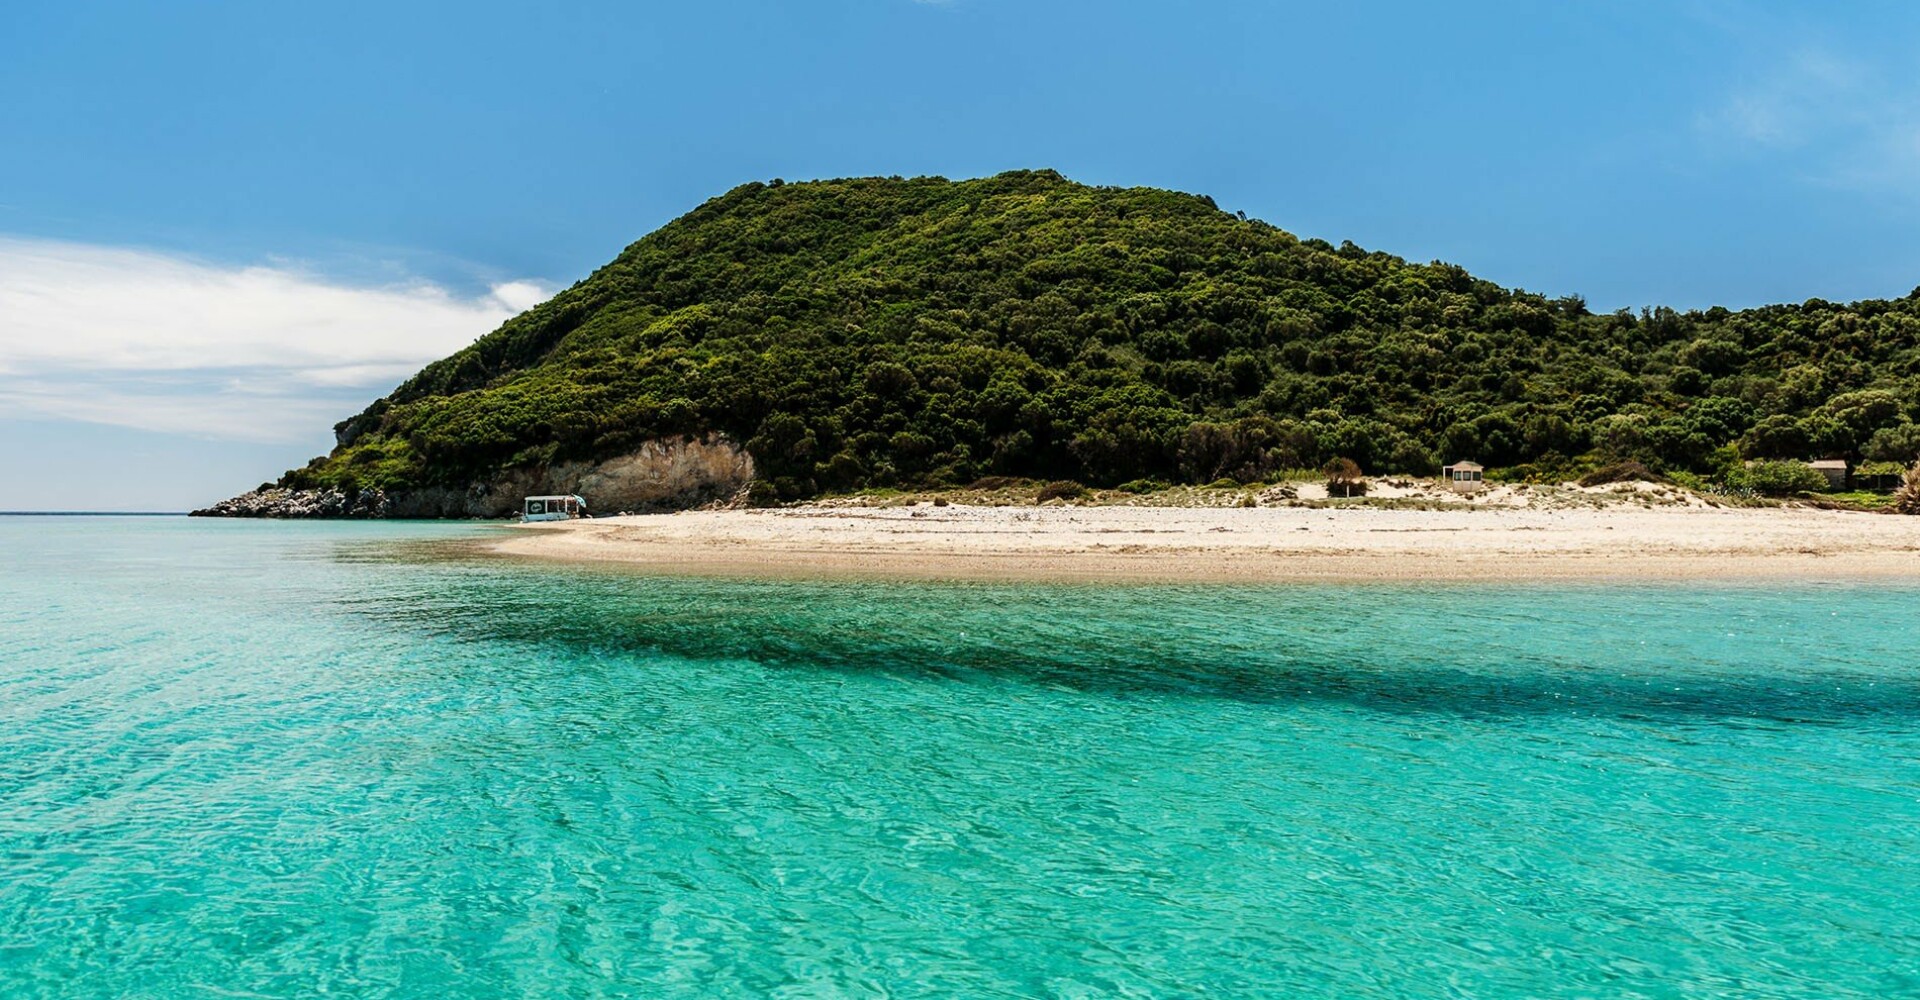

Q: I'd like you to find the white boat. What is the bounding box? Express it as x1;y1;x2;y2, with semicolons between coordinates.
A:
521;494;587;522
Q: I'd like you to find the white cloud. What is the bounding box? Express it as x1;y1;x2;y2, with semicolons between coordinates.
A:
488;279;553;313
0;374;354;443
0;236;551;442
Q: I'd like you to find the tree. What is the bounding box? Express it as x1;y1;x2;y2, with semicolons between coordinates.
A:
1864;423;1920;464
1740;415;1808;460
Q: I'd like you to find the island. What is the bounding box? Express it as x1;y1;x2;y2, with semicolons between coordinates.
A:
195;170;1920;574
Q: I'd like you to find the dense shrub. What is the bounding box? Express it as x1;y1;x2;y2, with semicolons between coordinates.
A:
1726;460;1829;496
1324;457;1367;498
1578;461;1663;487
277;171;1920;500
1035;480;1088;503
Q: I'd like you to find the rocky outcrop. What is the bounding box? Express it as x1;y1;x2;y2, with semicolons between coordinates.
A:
192;434;756;519
192;486;390;519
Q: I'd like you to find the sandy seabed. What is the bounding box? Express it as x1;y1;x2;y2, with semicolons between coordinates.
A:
485;497;1920;584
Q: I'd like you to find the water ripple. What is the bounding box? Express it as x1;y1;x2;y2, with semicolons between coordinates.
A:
1;518;1917;998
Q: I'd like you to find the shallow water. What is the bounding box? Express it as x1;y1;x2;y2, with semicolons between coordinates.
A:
2;516;1917;998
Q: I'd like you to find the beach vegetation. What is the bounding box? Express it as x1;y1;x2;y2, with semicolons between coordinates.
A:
1664;470;1710;492
1726;460;1829;496
1577;460;1663;487
1896;463;1920;514
1324;457;1367;498
1803;491;1895;511
1035;480;1089;503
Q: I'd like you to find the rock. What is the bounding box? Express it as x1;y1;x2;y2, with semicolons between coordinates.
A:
190;434;756;519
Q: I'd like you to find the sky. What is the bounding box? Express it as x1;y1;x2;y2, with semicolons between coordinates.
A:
4;0;1920;510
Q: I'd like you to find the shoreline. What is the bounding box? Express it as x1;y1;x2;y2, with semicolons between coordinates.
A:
480;500;1920;584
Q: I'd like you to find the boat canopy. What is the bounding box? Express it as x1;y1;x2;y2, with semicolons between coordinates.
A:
523;494;586;518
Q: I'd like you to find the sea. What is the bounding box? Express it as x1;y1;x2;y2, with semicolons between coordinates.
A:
1;515;1916;998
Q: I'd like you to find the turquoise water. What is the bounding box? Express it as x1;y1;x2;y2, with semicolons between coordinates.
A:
2;517;1917;998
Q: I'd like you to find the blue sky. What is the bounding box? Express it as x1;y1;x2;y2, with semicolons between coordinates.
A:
4;1;1920;509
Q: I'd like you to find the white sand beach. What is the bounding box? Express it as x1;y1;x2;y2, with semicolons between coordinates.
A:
487;484;1920;583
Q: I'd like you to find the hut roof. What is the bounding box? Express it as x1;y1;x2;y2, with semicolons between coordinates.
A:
1808;459;1848;470
1444;460;1484;471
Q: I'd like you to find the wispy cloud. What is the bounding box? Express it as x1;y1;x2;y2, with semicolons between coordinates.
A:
0;237;548;442
1710;50;1862;145
1699;45;1920;200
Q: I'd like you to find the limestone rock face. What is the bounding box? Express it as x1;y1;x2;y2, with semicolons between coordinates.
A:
565;436;757;513
191;435;755;519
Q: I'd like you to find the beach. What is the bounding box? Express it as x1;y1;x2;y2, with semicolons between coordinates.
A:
489;488;1920;582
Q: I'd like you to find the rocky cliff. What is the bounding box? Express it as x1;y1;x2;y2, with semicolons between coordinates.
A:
193;435;754;518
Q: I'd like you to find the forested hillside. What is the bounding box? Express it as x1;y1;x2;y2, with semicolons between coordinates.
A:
286;170;1920;500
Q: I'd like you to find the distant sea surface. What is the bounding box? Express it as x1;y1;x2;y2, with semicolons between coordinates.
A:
3;515;1917;998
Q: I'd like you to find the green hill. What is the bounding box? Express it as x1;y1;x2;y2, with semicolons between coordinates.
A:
283;169;1920;502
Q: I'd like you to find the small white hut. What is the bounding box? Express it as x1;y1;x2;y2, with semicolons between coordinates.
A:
1442;460;1485;493
1807;459;1848;490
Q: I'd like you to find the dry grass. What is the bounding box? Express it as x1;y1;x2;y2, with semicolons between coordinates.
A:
1896;463;1920;515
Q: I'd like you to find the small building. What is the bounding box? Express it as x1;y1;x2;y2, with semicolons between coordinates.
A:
1442;460;1485;493
522;494;587;522
1807;460;1848;491
1854;462;1907;492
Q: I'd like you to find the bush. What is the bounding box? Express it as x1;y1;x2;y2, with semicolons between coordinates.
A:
745;481;781;507
1035;480;1088;503
1578;460;1663;487
1725;460;1828;496
1114;479;1170;494
1500;453;1583;485
1896;463;1920;515
1323;457;1367;498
